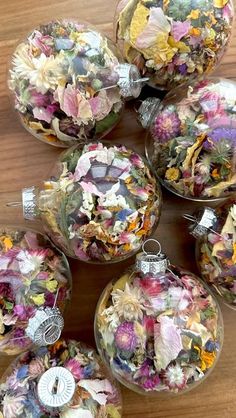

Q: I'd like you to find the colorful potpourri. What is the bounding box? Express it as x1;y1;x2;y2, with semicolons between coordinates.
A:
188;199;236;309
0;227;71;356
95;240;223;394
115;0;234;90
22;142;162;263
0;339;122;418
8;19;142;148
143;77;236;201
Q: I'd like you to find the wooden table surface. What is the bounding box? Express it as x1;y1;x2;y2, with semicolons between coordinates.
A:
0;1;236;417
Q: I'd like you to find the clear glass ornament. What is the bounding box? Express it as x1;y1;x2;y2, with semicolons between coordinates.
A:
95;239;223;395
0;226;71;356
185;198;236;309
115;0;234;90
18;142;162;263
142;77;236;201
8;19;146;148
0;339;122;417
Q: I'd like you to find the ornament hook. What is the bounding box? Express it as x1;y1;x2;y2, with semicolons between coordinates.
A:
182;213;196;223
6;201;22;207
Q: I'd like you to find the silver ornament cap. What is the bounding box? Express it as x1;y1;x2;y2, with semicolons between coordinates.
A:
37;367;76;409
185;207;217;238
26;306;64;346
115;64;144;98
136;239;169;275
22;186;37;220
138;97;161;129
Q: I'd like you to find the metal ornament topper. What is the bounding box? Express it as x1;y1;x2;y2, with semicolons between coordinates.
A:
37;367;76;409
184;207;218;238
136;239;169;276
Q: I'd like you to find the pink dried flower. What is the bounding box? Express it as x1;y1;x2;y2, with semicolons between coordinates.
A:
199;91;225;120
30;30;53;56
171;21;191;42
152;109;181;142
142;374;160;390
142;316;155;336
30;90;51;107
138;277;163;297
114;321;137;352
130;153;144;168
13;305;35;321
164;364;187;390
28;357;45;377
64;358;84;380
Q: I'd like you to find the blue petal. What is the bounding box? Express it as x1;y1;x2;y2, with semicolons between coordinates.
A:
16;365;29;379
117;209;133;222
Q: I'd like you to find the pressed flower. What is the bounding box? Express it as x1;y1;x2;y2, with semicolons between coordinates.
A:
164;364;187;390
16;249;47;274
152;109;181;142
200;350;216;370
114;321;137;352
111;283;147;321
65;358;84;380
165;167;181;181
2;394;26;418
28;357;45;377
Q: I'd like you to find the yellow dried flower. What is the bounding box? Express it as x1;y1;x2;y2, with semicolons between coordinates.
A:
165;167;180;181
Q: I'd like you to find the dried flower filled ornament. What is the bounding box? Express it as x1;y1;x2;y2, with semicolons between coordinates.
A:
8;19;147;148
139;77;236;201
0;227;71;356
115;0;234;90
95;239;223;395
185;198;236;309
11;142;161;263
0;339;122;418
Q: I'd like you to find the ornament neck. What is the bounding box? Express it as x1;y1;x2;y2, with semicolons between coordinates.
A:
137;97;161;129
183;207;217;238
26;305;64;346
6;186;38;221
136;239;169;276
115;63;148;98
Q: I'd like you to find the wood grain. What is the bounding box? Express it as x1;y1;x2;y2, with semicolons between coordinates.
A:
0;1;236;417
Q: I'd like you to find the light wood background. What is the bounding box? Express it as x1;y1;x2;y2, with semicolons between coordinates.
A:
0;1;236;417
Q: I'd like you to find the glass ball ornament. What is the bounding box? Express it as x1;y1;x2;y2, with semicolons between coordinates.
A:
95;239;223;395
140;77;236;201
20;142;162;263
0;339;122;418
8;19;144;148
114;0;234;90
186;198;236;309
0;226;71;356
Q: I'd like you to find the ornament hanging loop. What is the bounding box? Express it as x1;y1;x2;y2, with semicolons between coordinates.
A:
142;238;162;256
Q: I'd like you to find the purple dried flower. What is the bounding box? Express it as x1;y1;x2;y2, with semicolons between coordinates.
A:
12;328;29;348
152;109;181;142
114;321;137;352
13;305;35;321
178;63;188;75
204;127;236;150
0;283;13;300
142;374;160;390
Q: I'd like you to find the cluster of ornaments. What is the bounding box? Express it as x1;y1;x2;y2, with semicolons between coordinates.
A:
1;1;236;416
